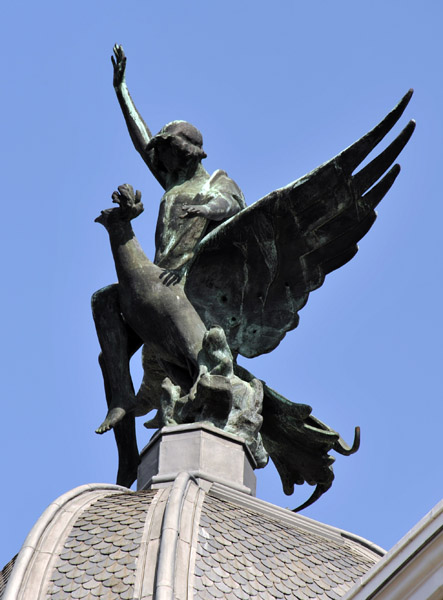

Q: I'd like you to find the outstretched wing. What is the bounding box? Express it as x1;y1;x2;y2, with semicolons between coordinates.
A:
185;90;415;358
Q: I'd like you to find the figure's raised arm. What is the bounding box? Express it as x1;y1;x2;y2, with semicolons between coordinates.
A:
112;45;153;159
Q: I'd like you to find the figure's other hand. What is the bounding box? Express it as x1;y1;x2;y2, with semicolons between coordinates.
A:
111;44;127;88
159;268;183;286
181;204;210;219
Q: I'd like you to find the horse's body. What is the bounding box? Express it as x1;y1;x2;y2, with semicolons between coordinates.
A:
94;186;207;436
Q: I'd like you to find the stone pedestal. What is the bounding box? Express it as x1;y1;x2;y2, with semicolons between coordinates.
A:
137;423;257;495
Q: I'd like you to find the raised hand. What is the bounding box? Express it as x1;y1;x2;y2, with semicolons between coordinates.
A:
111;44;127;88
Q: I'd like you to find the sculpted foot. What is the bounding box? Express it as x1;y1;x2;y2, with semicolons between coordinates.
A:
95;407;127;434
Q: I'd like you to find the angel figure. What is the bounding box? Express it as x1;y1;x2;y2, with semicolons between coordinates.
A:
92;45;414;510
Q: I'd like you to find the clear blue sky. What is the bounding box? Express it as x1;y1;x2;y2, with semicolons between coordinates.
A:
1;1;441;566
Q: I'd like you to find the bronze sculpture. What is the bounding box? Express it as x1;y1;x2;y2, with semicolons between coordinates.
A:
93;45;414;510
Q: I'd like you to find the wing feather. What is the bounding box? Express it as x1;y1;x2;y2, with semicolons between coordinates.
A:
185;91;415;358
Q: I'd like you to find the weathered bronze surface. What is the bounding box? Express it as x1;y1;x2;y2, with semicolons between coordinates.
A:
92;45;414;509
150;326;268;468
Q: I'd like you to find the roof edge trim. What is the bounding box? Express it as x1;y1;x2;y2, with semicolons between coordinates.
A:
342;499;443;600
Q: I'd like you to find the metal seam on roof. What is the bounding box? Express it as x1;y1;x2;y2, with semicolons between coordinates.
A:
154;472;196;600
187;486;207;600
132;486;165;598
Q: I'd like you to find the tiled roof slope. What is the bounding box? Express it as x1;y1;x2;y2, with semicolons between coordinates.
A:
195;493;379;600
3;476;383;600
46;490;156;600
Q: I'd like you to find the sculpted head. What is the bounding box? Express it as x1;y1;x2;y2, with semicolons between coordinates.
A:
146;121;207;180
158;121;207;159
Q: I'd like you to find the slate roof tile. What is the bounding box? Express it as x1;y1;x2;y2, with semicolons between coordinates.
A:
193;576;205;592
256;575;274;588
122;572;135;586
82;577;101;590
201;573;215;588
69;555;89;566
63;566;84;580
275;580;294;595
84;565;102;577
249;577;267;593
60;581;80;593
206;569;223;584
214;579;235;594
49;590;69;600
296;588;316;600
284;575;306;590
232;585;250;599
71;587;89;599
325;589;343;600
212;565;228;579
267;584;285;598
248;563;269;577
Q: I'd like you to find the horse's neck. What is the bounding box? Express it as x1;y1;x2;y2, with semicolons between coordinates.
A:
107;221;150;284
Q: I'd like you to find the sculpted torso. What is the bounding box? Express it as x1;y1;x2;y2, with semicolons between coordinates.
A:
155;171;211;270
155;168;244;271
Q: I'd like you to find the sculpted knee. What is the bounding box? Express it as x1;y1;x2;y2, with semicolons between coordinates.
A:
91;284;119;318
